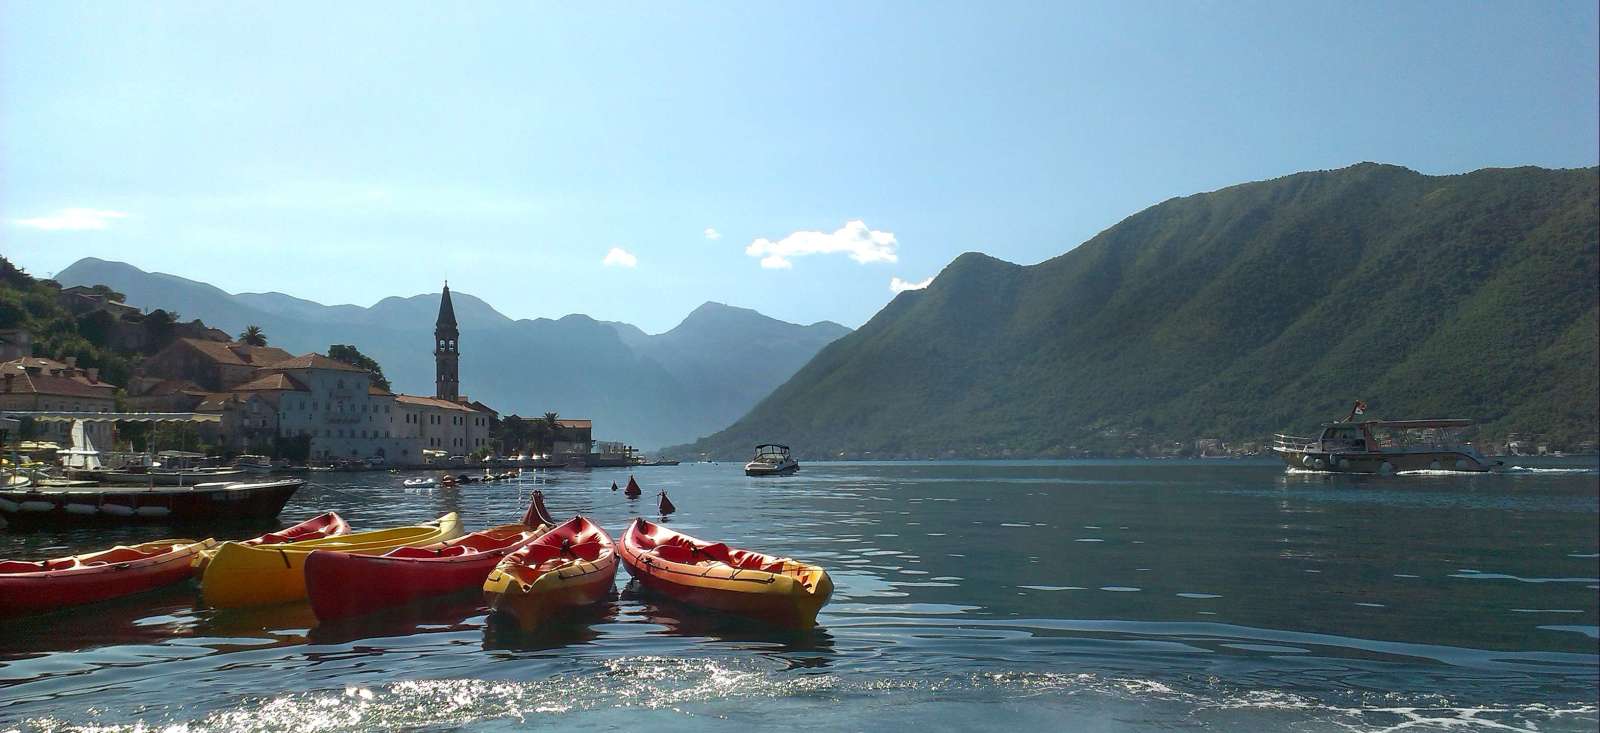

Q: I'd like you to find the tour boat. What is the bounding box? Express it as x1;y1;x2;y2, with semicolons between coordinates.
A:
482;515;618;632
743;443;799;476
191;511;351;576
199;512;463;609
0;538;217;618
1273;403;1503;474
0;478;305;524
618;518;831;628
305;522;550;622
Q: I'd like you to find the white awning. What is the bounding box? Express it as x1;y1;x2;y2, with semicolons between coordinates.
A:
0;411;222;423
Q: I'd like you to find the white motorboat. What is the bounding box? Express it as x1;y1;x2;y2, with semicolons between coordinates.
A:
744;443;799;476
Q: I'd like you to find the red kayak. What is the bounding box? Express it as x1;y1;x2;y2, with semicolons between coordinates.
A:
192;511;350;578
0;538;218;618
482;516;618;631
241;511;350;546
303;496;555;622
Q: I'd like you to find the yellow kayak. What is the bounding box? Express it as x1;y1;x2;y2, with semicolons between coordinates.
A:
199;512;463;609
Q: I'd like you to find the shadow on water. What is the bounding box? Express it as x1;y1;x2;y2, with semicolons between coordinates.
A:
306;592;489;646
0;584;205;659
480;596;619;652
620;580;837;663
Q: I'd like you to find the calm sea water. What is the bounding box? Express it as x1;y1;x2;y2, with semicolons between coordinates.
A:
1;459;1596;732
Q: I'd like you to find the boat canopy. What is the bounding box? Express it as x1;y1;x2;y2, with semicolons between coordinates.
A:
755;443;790;451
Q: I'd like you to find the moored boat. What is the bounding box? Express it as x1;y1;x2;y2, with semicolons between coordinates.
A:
0;538;217;618
191;511;351;577
744;443;799;476
0;478;305;524
618;519;831;628
305;512;550;622
483;515;618;632
1274;401;1503;474
199;512;463;609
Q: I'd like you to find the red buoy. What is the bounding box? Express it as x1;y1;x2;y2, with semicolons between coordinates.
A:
658;491;676;516
624;475;642;498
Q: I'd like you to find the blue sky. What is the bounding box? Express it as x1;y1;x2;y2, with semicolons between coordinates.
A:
3;2;1596;333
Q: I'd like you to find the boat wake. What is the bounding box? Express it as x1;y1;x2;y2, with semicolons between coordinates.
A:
1506;466;1598;474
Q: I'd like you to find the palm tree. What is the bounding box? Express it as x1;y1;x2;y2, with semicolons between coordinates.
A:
541;412;561;453
239;325;268;346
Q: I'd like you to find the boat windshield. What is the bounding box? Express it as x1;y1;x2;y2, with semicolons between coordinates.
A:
1367;424;1472;450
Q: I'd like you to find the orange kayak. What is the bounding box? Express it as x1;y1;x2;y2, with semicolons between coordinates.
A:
483;516;618;631
618;519;831;628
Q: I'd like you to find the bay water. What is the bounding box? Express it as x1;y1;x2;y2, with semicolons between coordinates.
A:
2;459;1596;731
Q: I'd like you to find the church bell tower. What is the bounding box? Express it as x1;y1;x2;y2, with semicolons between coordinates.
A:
435;282;459;401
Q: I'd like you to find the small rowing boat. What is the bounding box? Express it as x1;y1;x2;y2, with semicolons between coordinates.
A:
191;511;350;577
199;512;463;609
483;515;618;632
0;538;217;618
618;519;831;628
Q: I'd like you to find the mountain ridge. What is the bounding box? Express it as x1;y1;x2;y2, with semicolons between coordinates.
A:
54;258;849;449
674;162;1599;459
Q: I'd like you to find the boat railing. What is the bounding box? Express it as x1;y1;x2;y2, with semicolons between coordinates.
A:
1272;434;1319;452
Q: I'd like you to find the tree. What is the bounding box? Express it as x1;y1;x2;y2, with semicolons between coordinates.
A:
142;309;179;353
327;344;391;392
239;325;268;346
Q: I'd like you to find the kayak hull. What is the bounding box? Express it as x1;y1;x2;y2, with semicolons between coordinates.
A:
0;539;216;618
199;513;462;609
618;519;830;628
304;524;546;622
191;511;350;578
484;516;617;632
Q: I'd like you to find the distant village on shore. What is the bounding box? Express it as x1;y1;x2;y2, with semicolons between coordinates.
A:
0;280;635;468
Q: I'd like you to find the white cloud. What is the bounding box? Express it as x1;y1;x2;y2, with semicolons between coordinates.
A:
890;276;934;293
13;208;129;231
703;227;721;240
602;247;638;268
745;220;897;270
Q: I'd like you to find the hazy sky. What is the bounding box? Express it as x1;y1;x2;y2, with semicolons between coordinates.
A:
3;2;1596;332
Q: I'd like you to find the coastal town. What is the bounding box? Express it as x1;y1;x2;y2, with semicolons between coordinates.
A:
0;280;634;469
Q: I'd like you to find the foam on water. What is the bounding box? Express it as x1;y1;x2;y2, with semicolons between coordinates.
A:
11;663;1596;733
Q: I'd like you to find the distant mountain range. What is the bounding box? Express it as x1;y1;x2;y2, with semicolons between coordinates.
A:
55;258;850;449
675;163;1600;459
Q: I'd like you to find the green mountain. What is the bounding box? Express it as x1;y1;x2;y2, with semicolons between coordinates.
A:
676;163;1599;459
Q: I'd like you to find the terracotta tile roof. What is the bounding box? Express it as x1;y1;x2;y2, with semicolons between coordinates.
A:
369;384;394;396
263;353;369;372
0;357;71;374
0;372;116;399
232;344;293;365
233;372;310;392
556;419;591;429
134;378;210;397
177;338;251;366
395;394;478;412
175;339;293;367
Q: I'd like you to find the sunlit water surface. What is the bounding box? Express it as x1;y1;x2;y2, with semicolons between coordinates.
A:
2;459;1596;731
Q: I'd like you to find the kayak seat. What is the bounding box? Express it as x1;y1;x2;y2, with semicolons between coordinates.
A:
387;545;476;559
0;559;59;573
